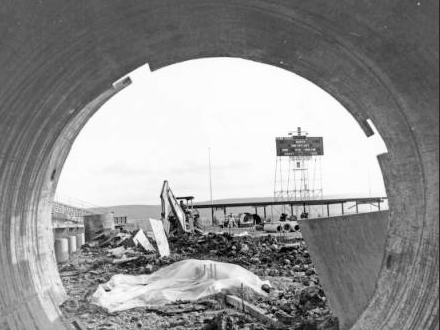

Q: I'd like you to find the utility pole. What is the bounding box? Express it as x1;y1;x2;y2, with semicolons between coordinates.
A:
208;147;214;225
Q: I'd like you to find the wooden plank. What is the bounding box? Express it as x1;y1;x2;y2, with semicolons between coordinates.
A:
224;295;281;328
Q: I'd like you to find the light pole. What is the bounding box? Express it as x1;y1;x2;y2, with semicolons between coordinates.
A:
208;147;214;225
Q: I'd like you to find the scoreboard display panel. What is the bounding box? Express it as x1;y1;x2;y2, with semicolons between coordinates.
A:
276;136;324;156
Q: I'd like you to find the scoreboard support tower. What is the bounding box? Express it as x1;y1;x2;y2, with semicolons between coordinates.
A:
272;127;324;220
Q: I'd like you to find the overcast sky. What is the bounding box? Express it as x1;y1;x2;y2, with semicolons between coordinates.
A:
56;58;387;206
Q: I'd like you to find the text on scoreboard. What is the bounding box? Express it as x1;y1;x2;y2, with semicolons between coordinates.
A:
275;136;324;156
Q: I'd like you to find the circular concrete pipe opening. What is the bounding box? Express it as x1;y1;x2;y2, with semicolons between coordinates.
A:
283;223;292;232
0;2;437;330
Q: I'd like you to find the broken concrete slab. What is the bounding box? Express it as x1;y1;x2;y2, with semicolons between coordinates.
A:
108;246;126;258
132;229;156;253
150;218;170;257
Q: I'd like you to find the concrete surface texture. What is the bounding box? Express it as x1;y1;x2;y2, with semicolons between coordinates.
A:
0;1;438;330
54;239;69;264
299;211;390;329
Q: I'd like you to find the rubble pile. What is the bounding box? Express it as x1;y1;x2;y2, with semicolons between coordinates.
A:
203;311;264;330
60;247;217;330
59;231;338;330
168;233;338;329
170;233;316;279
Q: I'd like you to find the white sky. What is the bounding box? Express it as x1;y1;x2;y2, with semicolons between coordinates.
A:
56;58;387;206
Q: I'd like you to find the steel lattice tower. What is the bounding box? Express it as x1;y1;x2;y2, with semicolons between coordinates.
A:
273;128;324;220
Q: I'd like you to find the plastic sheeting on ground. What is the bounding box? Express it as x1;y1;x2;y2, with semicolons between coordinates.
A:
91;259;270;312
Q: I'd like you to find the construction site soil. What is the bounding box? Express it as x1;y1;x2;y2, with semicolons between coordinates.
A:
59;232;339;330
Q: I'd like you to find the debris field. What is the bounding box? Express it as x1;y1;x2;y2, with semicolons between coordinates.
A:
59;230;339;330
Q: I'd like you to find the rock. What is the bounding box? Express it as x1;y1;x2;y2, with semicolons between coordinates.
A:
61;298;79;313
169;319;185;327
268;269;278;276
108;246;126;258
240;244;249;253
305;269;315;276
274;310;296;325
261;284;271;293
203;312;239;330
300;286;325;310
144;264;154;274
250;257;260;264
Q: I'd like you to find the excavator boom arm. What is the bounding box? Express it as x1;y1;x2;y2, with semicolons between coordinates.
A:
160;180;189;234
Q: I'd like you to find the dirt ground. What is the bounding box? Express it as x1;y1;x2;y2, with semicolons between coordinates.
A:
59;231;339;330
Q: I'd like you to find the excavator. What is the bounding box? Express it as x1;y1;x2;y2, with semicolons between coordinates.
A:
160;180;202;237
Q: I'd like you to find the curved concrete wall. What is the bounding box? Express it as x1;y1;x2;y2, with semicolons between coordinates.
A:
0;1;437;329
299;211;390;329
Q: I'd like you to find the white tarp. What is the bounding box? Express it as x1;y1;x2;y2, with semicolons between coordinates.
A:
92;259;270;312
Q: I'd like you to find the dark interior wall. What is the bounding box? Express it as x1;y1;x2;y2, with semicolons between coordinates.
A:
0;1;438;329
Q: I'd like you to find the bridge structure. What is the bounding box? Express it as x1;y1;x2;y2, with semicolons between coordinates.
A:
51;196;109;226
52;201;94;224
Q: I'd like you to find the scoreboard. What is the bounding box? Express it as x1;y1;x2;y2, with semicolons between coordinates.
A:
276;136;324;156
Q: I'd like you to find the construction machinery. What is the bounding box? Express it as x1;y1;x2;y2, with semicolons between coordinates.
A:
160;180;202;237
221;212;263;228
263;220;300;233
262;212;300;233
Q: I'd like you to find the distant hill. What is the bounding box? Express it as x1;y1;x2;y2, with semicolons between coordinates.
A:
90;204;162;219
102;198;275;221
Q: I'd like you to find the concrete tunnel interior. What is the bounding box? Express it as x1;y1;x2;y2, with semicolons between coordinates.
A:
0;1;438;330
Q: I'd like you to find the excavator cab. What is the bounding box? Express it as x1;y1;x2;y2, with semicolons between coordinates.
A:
176;196;202;229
